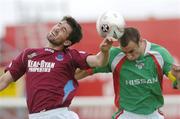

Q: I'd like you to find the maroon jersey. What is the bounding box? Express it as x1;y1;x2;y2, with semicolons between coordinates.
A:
5;47;90;113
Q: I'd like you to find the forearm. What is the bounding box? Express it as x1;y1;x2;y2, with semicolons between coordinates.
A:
0;72;13;91
176;79;180;89
96;51;109;67
0;77;10;91
75;68;93;80
86;51;109;67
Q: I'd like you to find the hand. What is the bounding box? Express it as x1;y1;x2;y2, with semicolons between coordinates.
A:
171;65;180;80
99;37;113;53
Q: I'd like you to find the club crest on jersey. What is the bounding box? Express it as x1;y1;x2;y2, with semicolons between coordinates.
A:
135;60;145;69
55;54;64;61
135;63;144;69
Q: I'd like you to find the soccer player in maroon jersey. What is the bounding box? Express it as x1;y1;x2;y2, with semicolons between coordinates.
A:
0;16;113;119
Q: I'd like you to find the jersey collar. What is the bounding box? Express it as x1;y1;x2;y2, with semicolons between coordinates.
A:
144;39;151;55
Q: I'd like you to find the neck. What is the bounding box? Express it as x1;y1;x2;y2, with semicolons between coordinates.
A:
47;43;65;51
140;40;146;55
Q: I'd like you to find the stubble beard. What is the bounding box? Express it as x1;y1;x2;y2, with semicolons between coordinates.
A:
47;33;63;46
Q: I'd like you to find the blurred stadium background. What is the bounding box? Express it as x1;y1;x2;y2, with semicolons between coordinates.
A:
0;0;180;119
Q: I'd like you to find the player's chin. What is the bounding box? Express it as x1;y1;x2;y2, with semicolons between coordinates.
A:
47;36;56;44
47;38;56;45
48;39;62;46
127;57;136;61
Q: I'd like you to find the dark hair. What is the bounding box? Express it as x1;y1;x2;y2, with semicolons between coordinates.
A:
62;16;83;45
119;27;140;47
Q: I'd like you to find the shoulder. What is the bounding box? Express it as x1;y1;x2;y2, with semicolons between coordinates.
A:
65;48;90;59
108;46;125;65
23;48;43;53
148;41;173;63
20;48;44;58
150;43;171;55
66;48;88;55
109;46;123;58
110;46;122;54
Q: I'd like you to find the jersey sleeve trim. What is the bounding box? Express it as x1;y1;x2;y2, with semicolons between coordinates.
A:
111;52;125;72
148;51;164;69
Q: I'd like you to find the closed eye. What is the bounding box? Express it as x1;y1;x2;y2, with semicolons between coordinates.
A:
62;27;67;33
123;50;134;54
58;22;62;27
57;22;67;34
128;50;134;54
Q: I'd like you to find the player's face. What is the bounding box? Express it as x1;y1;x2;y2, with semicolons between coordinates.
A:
121;41;142;61
47;21;72;46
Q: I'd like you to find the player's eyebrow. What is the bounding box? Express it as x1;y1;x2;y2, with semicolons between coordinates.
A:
123;49;134;54
58;22;62;25
62;27;68;33
58;22;68;33
127;50;134;53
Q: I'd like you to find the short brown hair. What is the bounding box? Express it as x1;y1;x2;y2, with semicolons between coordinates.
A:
119;27;140;47
62;16;83;45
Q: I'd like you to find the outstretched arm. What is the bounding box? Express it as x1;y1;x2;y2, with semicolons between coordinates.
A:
0;71;14;91
86;37;113;67
75;68;93;80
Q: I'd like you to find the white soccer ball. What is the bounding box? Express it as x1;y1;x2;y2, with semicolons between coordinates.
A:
96;10;126;41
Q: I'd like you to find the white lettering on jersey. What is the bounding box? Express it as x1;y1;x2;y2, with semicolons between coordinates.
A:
28;60;55;72
45;48;54;53
125;77;158;86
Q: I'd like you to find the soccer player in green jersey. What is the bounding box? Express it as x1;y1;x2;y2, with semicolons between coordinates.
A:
75;27;180;119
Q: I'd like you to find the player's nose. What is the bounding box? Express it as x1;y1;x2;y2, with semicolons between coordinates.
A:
126;54;133;60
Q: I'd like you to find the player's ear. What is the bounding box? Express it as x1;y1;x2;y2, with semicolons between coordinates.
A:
64;40;72;46
138;38;143;46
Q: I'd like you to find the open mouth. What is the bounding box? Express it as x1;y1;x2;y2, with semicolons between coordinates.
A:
50;31;57;39
51;32;56;37
47;32;56;41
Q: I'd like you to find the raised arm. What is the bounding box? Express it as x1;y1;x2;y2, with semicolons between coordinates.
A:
75;68;93;80
86;37;113;67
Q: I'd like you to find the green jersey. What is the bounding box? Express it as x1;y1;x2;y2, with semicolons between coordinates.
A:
93;40;173;115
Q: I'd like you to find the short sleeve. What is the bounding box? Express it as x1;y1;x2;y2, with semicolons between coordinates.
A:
5;50;27;81
70;49;91;69
93;47;118;74
159;47;174;76
93;65;111;74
